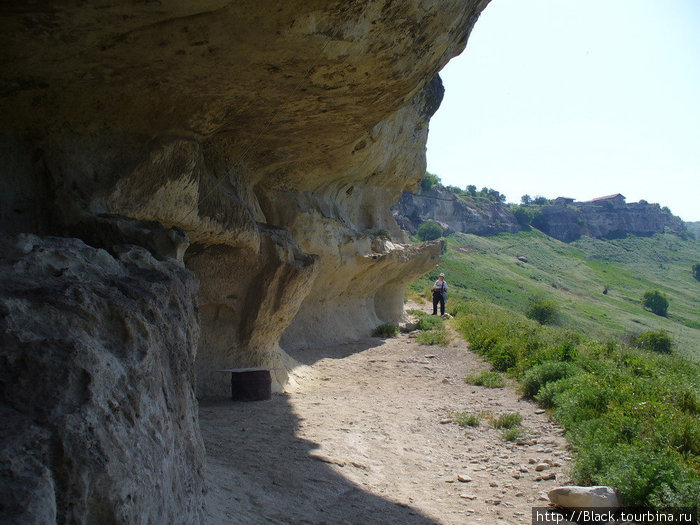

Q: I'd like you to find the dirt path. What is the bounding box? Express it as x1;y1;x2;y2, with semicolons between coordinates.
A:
200;321;573;524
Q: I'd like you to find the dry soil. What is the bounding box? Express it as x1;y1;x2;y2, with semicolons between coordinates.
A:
200;319;573;524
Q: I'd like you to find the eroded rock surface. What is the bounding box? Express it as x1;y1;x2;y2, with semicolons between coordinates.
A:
0;235;204;524
1;0;490;521
395;186;521;236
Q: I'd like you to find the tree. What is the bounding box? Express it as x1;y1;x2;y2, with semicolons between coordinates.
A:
521;194;532;204
466;185;477;196
533;196;549;205
416;221;443;241
511;205;536;227
420;172;441;192
641;290;669;317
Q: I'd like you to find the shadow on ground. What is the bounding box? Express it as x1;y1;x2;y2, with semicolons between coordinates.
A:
200;392;435;524
285;337;388;367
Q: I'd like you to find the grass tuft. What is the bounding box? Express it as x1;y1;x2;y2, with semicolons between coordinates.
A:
372;324;399;338
464;370;505;388
491;412;523;429
452;411;481;427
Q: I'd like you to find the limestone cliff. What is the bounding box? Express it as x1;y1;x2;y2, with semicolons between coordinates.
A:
395;186;521;235
0;1;490;522
533;199;686;242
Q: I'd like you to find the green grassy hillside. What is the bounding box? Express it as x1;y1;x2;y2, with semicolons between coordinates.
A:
408;230;699;506
410;230;700;359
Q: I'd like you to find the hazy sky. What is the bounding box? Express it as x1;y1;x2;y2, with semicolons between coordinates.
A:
426;0;700;221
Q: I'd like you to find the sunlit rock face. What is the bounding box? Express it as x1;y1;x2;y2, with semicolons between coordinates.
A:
396;186;521;236
1;0;489;521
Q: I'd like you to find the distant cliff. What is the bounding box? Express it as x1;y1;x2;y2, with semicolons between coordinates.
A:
393;186;520;236
397;189;688;242
528;194;686;242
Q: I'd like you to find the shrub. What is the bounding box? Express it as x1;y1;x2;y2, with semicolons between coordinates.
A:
526;297;559;325
420;172;441;192
535;378;573;408
634;330;672;354
372;324;399;338
452;411;480;427
522;361;578;397
464;370;505;388
492;412;523;429
487;345;519;372
511;205;536;227
641;290;669;317
693;263;700;281
452;298;700;508
416;220;443;241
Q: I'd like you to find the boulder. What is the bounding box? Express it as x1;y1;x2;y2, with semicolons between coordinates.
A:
548;486;622;509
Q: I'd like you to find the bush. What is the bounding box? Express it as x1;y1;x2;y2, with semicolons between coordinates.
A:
634;330;672;354
416;220;444;241
641;290;669;317
464;370;505;388
487;345;519;372
453;298;700;508
693;263;700;281
492;412;523;429
511;205;536;227
526;297;559;325
420;172;441;192
452;411;480;427
521;361;578;397
372;324;399;338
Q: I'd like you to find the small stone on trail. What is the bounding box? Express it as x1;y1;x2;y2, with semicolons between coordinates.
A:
535;463;549;471
460;493;477;500
528;458;537;464
439;418;452;424
534;409;546;414
457;474;472;482
424;354;436;358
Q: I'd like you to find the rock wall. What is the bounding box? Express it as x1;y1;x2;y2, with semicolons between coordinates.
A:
395;186;521;235
0;234;204;524
0;0;491;521
535;202;686;242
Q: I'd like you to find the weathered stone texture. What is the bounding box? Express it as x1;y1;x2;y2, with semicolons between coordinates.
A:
1;0;491;520
395;186;521;236
0;235;205;524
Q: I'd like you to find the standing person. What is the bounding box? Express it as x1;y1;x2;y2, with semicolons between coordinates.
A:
432;273;448;316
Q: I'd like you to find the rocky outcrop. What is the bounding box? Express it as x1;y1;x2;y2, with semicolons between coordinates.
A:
534;200;686;242
0;234;204;524
395;187;520;235
1;0;490;521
